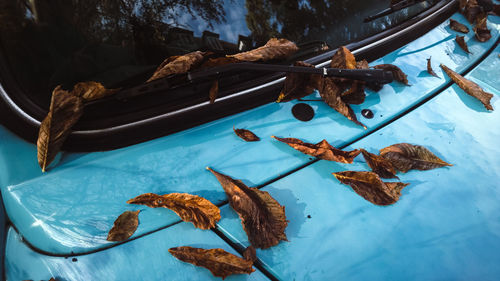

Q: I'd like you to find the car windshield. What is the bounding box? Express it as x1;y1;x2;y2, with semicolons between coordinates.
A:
0;0;438;109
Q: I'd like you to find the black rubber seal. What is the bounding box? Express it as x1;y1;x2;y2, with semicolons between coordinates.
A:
0;0;458;152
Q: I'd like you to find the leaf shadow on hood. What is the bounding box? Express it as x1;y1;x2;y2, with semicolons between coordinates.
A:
418;70;440;78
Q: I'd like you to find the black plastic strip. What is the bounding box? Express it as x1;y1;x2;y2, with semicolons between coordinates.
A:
0;0;456;152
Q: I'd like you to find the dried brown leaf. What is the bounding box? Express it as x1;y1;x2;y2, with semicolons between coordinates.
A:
341;82;366;105
341;54;368;104
233;127;260;142
463;0;482;23
459;0;468;12
147;51;206;82
330;46;356;69
380;143;452;173
272;136;361;163
107;210;140;241
455;35;472;54
318;77;366;128
440;64;493;110
207;168;288;249
37;86;84;172
450;19;470;33
427;57;438;77
169;246;254;279
72;81;118;101
474;16;492;42
277;61;321;102
243;246;257;262
360;149;398;179
356;59;370;70
333;171;409;206
209;80;219;104
228;38;298;62
373;64;409;85
127;193;220;230
201;57;241;69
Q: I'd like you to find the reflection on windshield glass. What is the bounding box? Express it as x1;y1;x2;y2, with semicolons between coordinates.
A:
0;0;436;108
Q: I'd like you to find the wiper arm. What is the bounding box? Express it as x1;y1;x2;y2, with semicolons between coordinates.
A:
116;62;394;100
187;62;393;84
364;0;428;22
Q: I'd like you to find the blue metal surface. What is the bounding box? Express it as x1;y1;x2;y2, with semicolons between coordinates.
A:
1;12;498;256
216;43;500;280
4;223;270;281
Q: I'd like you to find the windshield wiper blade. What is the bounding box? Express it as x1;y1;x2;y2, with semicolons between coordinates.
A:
116;62;394;100
364;0;428;22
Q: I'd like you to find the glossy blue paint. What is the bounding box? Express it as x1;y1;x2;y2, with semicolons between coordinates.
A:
4;223;270;281
1;12;498;255
216;44;500;280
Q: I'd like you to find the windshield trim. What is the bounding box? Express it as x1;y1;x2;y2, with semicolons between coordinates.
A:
0;83;38;126
0;0;456;149
67;0;456;136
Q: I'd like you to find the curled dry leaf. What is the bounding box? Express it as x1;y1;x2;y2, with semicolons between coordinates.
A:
72;81;118;101
360;149;398;179
449;19;470;33
127;193;220;230
169;246;254;280
356;59;370;70
333;171;409;206
147;51;206;82
427;57;438;77
459;0;467;11
228;38;298;62
243;246;257;262
207;167;288;249
319;77;367;128
330;46;356;70
209;80;219;104
350;60;369;101
455;35;471;53
233;127;260;142
277;46;366;128
276;61;320;102
37;86;84;172
328;46;360;94
474;16;492;42
107;210;140;241
200;57;241;69
380;143;452;173
341;82;366;105
373;64;409;85
464;0;483;23
272;136;361;163
440;64;493;110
